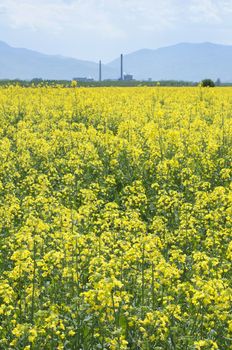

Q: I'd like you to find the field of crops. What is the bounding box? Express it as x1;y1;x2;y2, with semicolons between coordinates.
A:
0;86;231;350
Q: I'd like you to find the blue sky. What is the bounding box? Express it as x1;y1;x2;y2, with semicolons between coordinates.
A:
0;0;232;62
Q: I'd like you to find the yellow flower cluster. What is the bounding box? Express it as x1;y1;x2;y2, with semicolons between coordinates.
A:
0;85;231;349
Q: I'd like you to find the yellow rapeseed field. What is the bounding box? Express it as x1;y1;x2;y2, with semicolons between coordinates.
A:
0;85;231;350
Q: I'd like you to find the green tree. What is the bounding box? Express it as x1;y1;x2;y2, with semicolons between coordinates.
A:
201;79;215;87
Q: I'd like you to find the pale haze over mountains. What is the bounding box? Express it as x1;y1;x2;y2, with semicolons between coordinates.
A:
1;40;232;82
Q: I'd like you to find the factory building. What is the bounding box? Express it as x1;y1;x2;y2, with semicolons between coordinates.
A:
124;74;133;81
73;77;94;82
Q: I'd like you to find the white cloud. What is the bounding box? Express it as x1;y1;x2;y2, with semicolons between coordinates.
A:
189;0;232;23
0;0;183;35
1;0;232;61
0;0;124;37
0;0;64;32
1;0;232;34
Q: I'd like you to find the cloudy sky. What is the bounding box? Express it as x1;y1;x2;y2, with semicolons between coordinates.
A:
0;0;232;62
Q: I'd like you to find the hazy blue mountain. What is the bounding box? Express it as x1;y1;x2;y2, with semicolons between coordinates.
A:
0;41;117;80
1;41;232;81
108;42;232;82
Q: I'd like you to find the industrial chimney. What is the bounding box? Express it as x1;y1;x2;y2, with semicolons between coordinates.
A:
99;60;102;82
120;54;123;81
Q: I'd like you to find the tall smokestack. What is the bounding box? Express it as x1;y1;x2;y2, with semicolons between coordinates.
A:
99;60;102;82
120;54;123;80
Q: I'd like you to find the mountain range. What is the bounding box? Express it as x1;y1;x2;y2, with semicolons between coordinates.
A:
1;41;232;82
0;40;116;80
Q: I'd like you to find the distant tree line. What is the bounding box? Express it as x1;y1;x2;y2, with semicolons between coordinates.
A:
0;78;230;87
